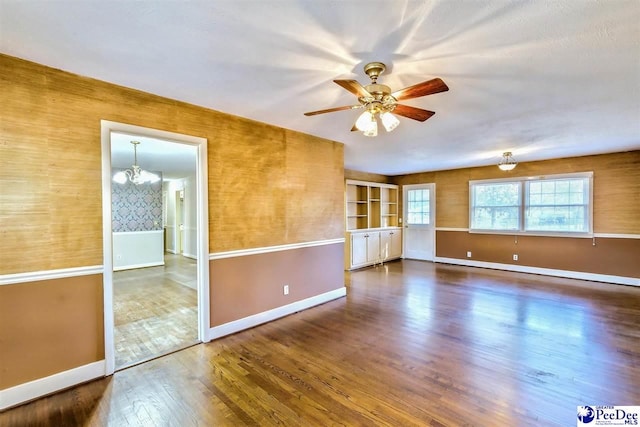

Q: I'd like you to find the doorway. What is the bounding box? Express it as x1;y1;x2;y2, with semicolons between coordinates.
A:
101;121;209;375
403;183;436;261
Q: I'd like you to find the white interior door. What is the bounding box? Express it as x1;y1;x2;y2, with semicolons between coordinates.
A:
403;183;435;261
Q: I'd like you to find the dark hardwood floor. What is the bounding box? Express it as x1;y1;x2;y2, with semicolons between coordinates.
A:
2;260;639;426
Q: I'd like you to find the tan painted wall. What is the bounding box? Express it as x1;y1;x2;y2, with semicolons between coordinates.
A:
393;151;640;233
210;243;344;326
0;275;104;388
344;169;392;184
392;151;640;277
0;54;344;389
436;232;640;277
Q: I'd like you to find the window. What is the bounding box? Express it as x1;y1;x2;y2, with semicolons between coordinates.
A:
470;172;593;235
407;188;430;225
470;182;520;231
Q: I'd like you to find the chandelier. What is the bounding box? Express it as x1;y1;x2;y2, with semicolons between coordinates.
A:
113;141;161;185
498;151;517;171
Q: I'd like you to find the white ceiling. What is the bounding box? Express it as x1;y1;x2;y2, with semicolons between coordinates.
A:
111;132;197;181
1;0;639;175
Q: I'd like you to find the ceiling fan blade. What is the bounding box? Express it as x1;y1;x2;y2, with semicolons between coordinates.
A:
351;124;358;132
304;105;362;116
393;104;436;122
392;78;449;101
334;79;372;98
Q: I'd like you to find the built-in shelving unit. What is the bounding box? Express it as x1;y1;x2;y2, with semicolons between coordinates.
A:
344;179;402;270
345;180;399;230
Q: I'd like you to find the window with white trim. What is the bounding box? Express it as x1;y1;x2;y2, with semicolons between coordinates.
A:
469;172;593;235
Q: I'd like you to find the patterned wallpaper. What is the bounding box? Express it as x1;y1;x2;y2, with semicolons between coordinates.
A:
112;169;163;232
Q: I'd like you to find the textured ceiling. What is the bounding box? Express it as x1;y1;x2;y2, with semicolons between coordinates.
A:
1;0;639;175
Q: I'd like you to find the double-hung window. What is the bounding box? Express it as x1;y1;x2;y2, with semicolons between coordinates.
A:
469;172;593;235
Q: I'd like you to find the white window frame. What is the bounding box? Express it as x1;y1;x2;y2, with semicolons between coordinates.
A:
469;172;594;237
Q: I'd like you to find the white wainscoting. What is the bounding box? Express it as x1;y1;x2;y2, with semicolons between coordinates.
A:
112;230;164;271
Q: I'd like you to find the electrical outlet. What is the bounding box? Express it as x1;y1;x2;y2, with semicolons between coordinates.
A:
467;251;472;258
283;285;289;295
513;254;518;261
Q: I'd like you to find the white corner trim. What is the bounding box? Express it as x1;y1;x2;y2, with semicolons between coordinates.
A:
209;238;345;260
434;257;639;287
0;265;103;286
206;287;347;341
0;360;105;411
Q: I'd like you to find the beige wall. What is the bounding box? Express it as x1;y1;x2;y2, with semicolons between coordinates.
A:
393;151;640;233
392;151;640;277
0;54;345;389
344;169;392;184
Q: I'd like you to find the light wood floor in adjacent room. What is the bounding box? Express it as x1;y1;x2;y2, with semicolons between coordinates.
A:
114;253;198;369
2;260;639;426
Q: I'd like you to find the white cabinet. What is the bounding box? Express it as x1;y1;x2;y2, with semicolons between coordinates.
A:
345;229;401;270
344;179;402;270
350;232;369;266
380;229;402;261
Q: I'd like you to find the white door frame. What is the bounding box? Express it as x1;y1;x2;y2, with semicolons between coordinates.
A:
402;183;436;261
100;120;209;376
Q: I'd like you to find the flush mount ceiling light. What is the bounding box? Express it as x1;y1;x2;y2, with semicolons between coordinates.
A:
498;151;517;171
113;141;161;185
304;62;449;137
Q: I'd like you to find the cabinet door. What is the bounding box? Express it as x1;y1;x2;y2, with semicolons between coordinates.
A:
380;230;402;260
351;233;368;266
366;232;380;263
389;229;402;258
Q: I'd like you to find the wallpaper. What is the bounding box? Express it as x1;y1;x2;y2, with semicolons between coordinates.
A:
112;169;163;232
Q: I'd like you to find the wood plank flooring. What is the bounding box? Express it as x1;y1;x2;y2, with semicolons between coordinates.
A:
114;253;198;369
2;260;639;426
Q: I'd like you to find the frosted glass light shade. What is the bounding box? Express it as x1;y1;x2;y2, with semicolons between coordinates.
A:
363;120;378;137
380;112;400;132
355;110;375;132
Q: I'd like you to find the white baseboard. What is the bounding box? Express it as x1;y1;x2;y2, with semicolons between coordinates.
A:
0;360;105;411
434;257;639;287
113;261;164;272
207;287;347;341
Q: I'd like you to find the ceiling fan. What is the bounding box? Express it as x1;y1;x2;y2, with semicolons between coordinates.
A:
304;62;449;137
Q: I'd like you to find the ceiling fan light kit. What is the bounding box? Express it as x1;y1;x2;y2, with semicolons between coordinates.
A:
498;151;517;171
304;61;449;137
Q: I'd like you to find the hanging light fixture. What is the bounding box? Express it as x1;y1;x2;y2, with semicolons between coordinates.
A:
355;105;398;137
113;141;161;185
498;151;517;171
